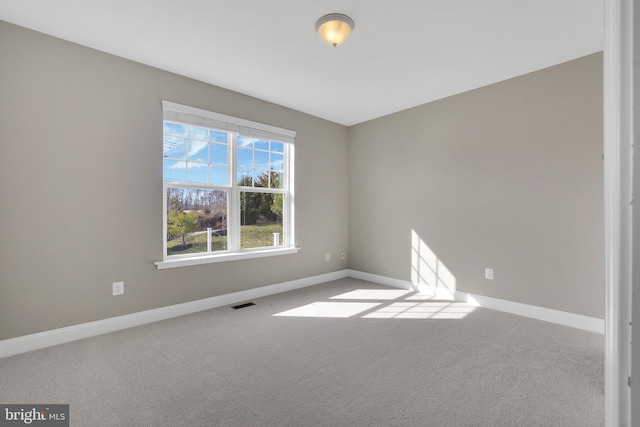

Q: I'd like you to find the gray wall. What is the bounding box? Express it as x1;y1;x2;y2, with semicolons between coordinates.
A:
349;53;604;318
0;21;349;340
0;20;605;341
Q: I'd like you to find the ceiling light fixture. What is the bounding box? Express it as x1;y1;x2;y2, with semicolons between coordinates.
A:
315;13;355;47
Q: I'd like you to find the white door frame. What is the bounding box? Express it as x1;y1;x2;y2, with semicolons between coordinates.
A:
603;0;633;426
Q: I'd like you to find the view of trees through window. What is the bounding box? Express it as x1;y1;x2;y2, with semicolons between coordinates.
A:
240;171;283;249
163;112;290;259
166;187;228;256
166;172;284;255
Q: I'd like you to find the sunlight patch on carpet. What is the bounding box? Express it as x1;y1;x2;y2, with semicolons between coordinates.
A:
329;289;413;300
363;302;476;319
273;302;381;318
273;288;477;319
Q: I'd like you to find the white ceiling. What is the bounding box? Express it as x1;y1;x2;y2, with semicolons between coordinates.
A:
0;0;603;126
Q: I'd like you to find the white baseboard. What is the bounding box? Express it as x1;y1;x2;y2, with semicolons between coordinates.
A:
347;269;605;334
0;270;350;358
0;268;604;358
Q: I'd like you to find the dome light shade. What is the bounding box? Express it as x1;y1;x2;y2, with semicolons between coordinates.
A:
315;13;355;47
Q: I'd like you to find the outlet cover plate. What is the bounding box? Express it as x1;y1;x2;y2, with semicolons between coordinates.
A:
485;268;494;280
112;281;124;296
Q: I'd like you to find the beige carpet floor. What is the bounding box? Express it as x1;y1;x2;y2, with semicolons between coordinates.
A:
0;278;604;426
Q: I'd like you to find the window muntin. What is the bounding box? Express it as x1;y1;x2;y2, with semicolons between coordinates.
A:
163;123;229;186
236;137;284;188
162;116;292;261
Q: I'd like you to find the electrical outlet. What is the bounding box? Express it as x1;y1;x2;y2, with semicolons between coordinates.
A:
112;281;124;296
485;268;494;280
341;252;346;260
325;253;331;262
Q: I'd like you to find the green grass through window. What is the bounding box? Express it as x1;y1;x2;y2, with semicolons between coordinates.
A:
167;223;283;256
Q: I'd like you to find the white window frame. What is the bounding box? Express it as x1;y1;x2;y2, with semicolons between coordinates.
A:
155;101;298;269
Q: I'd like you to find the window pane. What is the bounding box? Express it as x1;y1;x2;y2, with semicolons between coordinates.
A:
188;126;208;141
188;140;208;162
237;148;253;168
187;162;208;184
209;165;228;186
167;187;228;256
254;150;269;170
164;136;186;159
164;122;186;137
210;130;228;143
253;170;268;187
255;140;270;151
269;171;283;189
164;160;186;182
237;136;254;149
271;141;284;153
237;169;253;186
270;152;284;171
210;143;227;164
240;191;284;249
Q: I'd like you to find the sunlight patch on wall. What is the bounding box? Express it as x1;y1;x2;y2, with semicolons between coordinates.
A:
411;229;456;291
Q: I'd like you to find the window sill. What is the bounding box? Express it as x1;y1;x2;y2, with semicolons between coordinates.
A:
154;247;301;269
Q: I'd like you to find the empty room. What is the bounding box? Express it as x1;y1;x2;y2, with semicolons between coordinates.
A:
1;1;635;426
